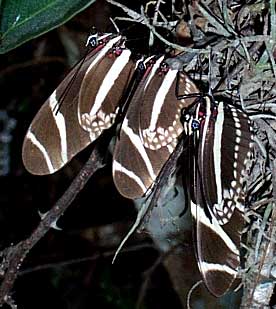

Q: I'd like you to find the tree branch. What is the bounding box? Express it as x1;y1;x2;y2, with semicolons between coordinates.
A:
0;145;105;306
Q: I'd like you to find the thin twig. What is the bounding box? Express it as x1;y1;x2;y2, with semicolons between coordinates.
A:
149;0;163;46
106;0;207;53
19;243;155;276
0;145;105;306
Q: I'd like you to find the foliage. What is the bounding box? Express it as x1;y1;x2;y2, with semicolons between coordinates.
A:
0;0;96;53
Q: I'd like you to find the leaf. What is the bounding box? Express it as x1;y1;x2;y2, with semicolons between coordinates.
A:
0;0;96;54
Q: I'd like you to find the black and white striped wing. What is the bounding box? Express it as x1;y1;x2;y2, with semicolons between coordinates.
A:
77;42;134;136
22;34;135;175
191;99;253;296
113;57;199;199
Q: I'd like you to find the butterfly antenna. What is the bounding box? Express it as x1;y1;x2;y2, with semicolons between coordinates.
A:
54;43;92;115
109;17;120;34
53;27;100;114
207;47;214;98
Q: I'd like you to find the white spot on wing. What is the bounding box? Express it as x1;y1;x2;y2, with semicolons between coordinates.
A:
167;144;174;153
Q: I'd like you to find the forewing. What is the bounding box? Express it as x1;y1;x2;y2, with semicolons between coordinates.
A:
78;42;135;138
192;99;253;296
22;35;133;175
199;101;252;224
113;57;199;199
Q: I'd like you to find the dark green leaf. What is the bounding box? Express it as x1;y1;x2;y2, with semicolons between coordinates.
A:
0;0;96;54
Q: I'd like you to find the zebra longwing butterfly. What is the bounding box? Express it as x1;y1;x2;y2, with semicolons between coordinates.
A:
183;96;253;296
112;56;199;199
22;33;138;175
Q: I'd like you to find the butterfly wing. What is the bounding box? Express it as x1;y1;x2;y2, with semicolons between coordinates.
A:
191;99;253;296
113;57;198;199
77;41;135;137
22;35;135;175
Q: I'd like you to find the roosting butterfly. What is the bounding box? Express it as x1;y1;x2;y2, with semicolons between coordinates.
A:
181;95;253;296
22;32;139;174
112;56;199;199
